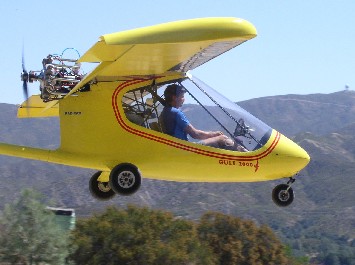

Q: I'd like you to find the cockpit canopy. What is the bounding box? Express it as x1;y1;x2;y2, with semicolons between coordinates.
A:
122;74;272;152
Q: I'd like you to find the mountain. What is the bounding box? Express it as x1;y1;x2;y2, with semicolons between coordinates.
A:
0;91;354;260
239;90;355;136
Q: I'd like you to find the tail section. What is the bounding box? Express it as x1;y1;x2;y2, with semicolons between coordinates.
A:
17;95;59;118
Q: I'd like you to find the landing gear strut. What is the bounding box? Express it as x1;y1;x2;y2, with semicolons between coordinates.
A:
89;164;142;201
272;176;296;207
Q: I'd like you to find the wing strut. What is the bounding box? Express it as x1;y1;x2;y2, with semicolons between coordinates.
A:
64;61;113;98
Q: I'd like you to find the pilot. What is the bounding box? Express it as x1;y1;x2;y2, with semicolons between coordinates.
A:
160;84;246;151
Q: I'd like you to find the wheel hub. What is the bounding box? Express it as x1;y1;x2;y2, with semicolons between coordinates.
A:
278;190;290;202
118;171;135;188
98;182;111;193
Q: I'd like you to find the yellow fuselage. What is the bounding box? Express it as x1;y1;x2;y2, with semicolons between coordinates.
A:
7;77;309;183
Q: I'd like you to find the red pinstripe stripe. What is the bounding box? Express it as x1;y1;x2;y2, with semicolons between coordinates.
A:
112;80;280;161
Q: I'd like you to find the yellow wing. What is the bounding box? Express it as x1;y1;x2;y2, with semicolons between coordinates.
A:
78;17;257;78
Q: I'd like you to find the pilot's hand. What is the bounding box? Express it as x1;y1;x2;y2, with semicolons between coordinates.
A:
210;131;223;137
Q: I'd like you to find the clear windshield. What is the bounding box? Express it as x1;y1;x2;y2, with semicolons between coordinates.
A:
122;74;272;151
180;75;272;151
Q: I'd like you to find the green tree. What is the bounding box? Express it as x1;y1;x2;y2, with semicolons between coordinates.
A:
324;253;341;265
197;212;293;265
68;205;215;265
0;189;69;265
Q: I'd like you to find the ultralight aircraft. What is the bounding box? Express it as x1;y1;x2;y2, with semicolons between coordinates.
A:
0;17;310;206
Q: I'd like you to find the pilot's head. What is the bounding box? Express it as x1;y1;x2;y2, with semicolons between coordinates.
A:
164;84;186;106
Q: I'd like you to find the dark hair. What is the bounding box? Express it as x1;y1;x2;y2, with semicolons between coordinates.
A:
164;84;186;104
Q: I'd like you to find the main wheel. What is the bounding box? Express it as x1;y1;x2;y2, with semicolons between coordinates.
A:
109;164;141;196
89;171;116;201
272;184;294;207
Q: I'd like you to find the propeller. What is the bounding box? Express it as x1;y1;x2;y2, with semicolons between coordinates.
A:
21;49;29;100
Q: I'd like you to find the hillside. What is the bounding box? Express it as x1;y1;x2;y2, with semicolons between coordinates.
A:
239;90;355;136
0;91;354;260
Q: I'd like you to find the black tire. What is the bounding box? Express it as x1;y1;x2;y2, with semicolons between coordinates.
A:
272;184;294;207
89;171;116;201
109;164;141;196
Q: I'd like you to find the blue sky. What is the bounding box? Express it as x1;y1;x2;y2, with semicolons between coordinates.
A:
0;0;354;104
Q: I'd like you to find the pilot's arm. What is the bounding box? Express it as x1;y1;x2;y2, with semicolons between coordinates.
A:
185;124;223;140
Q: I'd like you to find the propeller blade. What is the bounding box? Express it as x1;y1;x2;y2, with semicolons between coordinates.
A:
22;50;26;73
22;79;29;100
21;45;29;100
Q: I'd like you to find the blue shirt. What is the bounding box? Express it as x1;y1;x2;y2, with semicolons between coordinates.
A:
160;106;190;140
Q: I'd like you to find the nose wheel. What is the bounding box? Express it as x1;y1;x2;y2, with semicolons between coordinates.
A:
272;177;296;207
